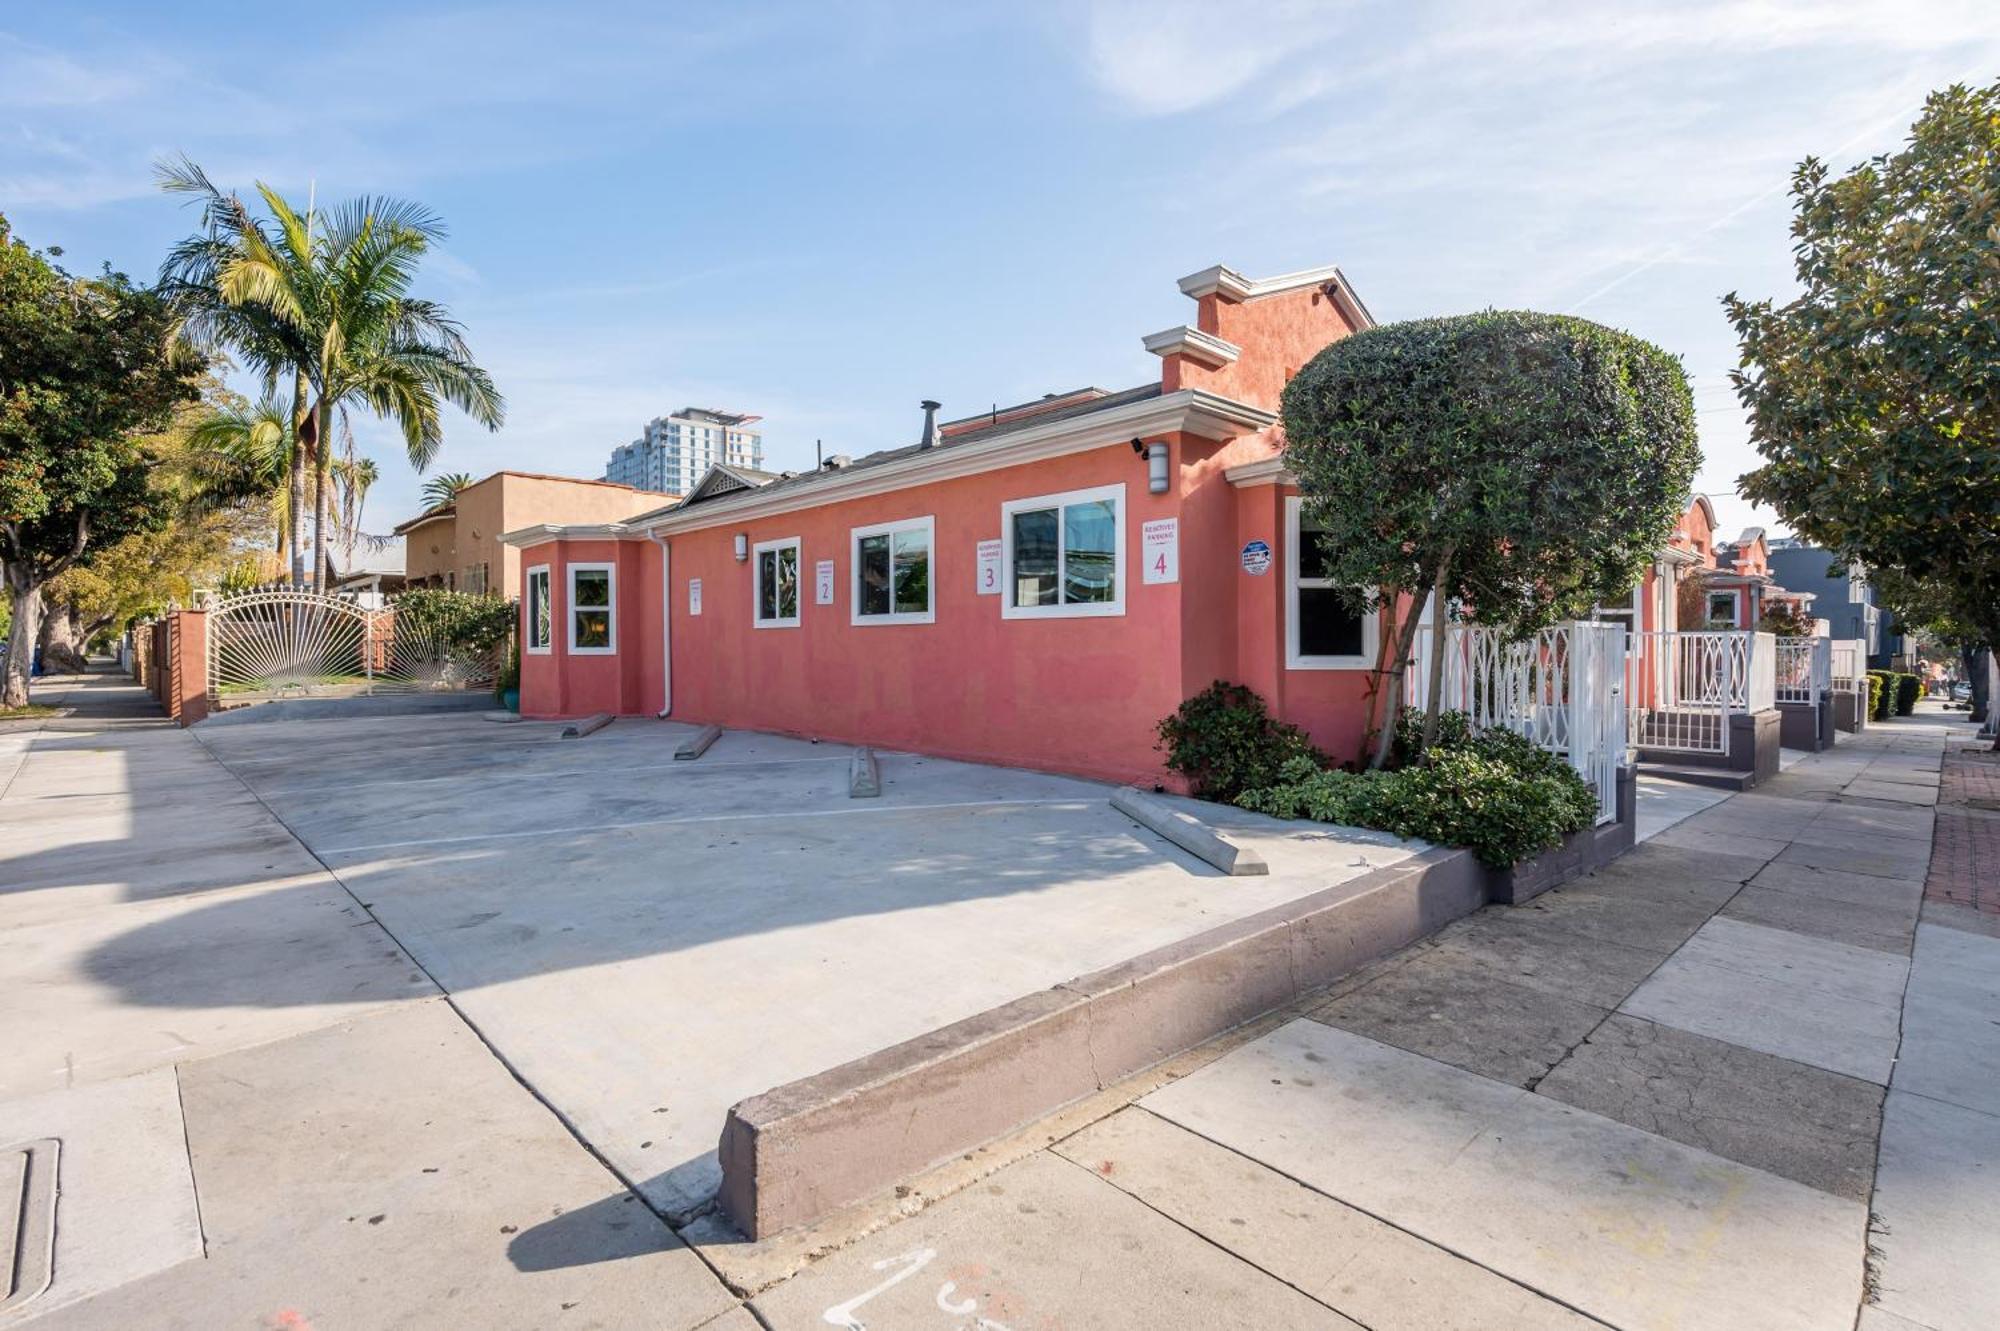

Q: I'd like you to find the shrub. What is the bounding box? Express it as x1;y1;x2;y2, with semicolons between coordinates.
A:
1894;672;1921;716
1865;672;1885;721
494;638;520;702
1239;716;1599;869
391;589;516;656
1157;681;1324;802
1867;670;1896;720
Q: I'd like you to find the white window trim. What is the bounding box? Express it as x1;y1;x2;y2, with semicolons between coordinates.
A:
753;536;802;628
850;515;936;626
567;562;617;654
1285;494;1377;669
999;482;1126;621
1708;591;1738;624
525;564;552;654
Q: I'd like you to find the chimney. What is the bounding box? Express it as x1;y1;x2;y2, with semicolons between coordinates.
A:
918;400;941;450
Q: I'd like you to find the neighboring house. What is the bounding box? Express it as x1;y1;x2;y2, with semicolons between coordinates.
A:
1767;542;1886;654
605;408;764;497
393;471;678;600
330;534;407;609
502;260;1383;785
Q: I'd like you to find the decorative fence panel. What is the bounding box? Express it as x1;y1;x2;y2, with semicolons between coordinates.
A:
1774;636;1832;706
1829;639;1868;695
1626;630;1775;757
1406;621;1626;826
206;589;502;706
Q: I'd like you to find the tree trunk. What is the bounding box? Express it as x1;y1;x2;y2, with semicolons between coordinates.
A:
1418;559;1453;753
1368;590;1433;770
311;399;333;594
40;601;87;673
290;375;312;589
3;580;43;708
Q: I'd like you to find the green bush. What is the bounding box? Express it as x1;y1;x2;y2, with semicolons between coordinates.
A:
1894;672;1921;716
391;589;516;656
1867;670;1896;720
1157;681;1324;802
494;638;520;702
1238;713;1599;869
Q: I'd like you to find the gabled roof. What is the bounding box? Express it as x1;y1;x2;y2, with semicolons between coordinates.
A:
393;504;456;535
665;463;782;512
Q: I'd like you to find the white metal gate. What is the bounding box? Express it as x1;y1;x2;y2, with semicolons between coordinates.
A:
1626;630;1775;757
206;589;501;705
1408;620;1627;825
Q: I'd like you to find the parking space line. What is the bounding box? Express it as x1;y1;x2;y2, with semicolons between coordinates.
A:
312;797;1101;856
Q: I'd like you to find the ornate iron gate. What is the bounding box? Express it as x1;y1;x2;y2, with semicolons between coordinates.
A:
206;589;501;705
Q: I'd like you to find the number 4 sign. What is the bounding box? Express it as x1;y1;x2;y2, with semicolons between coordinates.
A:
1142;518;1179;585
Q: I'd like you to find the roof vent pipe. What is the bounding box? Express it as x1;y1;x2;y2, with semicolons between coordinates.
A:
918;400;941;449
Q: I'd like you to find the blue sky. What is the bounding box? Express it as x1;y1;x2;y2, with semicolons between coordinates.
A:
6;2;1999;539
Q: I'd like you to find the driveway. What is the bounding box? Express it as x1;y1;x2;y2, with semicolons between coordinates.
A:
1;677;1418;1324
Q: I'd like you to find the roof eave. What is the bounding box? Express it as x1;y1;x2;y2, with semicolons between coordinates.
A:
637;388;1276;537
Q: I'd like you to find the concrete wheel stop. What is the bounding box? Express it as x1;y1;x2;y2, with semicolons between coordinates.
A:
559;712;613;739
1111;788;1266;875
849;748;881;798
0;1138;58;1315
675;724;722;760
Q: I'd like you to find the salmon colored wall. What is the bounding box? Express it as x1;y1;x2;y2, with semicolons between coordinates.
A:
660;445;1188;786
1165;284;1363;412
518;538;662;719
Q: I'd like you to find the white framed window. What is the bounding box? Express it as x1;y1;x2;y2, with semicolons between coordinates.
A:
1707;591;1737;625
1000;483;1125;620
754;537;801;628
568;562;616;654
851;516;935;625
1285;495;1376;669
525;565;552;654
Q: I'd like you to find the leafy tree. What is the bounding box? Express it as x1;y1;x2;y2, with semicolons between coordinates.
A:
1725;80;2000;742
0;216;205;706
157;157;504;593
1280;310;1699;766
1758;600;1815;637
420;470;476;509
1869;565;1993;720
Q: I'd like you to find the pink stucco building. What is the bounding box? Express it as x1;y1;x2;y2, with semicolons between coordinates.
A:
505;261;1384;786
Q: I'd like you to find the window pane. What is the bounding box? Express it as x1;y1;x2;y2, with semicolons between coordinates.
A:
1012;508;1058;607
573;610;611;649
857;534;891;616
1298;587;1364;658
529;573;550;647
573;569;611;608
776;546;799;619
1063;499;1116;604
758;550;779;620
892;529;929;615
1297;525;1336;582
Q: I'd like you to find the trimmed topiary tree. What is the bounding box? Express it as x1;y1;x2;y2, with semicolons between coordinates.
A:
1281;310;1700;767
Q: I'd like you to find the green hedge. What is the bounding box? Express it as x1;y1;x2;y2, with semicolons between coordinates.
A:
1156;681;1324;803
1867;670;1896;720
1894;672;1922;716
1865;672;1885;721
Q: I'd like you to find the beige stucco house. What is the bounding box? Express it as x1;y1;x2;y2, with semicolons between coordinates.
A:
394;471;676;599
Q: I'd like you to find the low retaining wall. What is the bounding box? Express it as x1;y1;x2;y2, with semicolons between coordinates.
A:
714;763;1642;1240
1832;691;1867;734
199;692;498;726
715;844;1486;1239
1777;697;1835;752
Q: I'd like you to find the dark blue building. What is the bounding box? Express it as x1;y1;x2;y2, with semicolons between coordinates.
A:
1766;541;1905;666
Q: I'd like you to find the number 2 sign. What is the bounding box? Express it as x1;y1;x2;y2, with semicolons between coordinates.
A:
1142;518;1178;585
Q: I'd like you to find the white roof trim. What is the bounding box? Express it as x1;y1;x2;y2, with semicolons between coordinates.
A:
635;388;1277;537
498;522;640;550
1224;456;1298;489
1176;263;1376;329
1142;324;1241;368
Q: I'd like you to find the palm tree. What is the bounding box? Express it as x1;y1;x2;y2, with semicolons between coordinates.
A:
334;445;380;574
186;395;293;562
157;156;504;592
420;471;476;510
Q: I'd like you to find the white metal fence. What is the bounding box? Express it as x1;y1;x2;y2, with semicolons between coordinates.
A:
1625;630;1776;757
1774;635;1832;706
1829;639;1868;695
206;589;504;705
1406;621;1627;825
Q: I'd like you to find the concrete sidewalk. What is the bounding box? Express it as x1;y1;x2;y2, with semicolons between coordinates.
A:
749;713;1994;1330
0;672;742;1328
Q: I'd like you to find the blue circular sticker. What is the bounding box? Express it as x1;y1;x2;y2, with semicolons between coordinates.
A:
1241;540;1272;576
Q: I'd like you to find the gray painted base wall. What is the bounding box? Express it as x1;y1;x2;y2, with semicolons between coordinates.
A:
1778;697;1835;752
199;692;498;726
1636;709;1782;786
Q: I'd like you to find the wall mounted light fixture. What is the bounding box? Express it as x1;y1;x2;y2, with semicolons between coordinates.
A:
1146;441;1170;494
733;532;749;562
